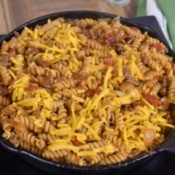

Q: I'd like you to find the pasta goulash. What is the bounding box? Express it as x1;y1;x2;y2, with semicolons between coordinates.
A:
0;17;175;165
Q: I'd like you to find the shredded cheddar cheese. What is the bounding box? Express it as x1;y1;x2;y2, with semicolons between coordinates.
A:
103;66;113;89
48;143;79;152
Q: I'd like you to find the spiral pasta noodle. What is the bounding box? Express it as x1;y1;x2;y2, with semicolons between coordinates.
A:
0;17;175;166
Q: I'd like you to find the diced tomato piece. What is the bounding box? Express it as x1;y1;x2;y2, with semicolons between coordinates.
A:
72;139;82;146
28;83;39;91
101;33;109;40
143;93;161;106
107;36;115;43
87;88;101;97
104;58;114;66
101;33;115;43
154;43;166;52
133;101;145;107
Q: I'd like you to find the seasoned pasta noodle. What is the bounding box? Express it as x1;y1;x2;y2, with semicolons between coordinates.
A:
0;17;175;166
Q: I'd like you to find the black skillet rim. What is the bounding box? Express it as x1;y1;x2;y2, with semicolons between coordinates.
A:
0;10;175;171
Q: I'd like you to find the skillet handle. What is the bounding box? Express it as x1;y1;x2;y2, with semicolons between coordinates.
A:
158;131;175;154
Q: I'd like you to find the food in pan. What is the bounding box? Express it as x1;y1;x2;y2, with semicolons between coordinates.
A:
0;17;174;166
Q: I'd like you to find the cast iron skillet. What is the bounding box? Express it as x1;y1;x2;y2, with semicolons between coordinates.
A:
0;11;175;175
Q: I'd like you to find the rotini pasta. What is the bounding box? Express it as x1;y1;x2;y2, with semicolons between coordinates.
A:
0;17;175;166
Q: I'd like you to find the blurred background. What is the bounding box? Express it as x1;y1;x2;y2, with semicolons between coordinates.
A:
0;0;137;34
